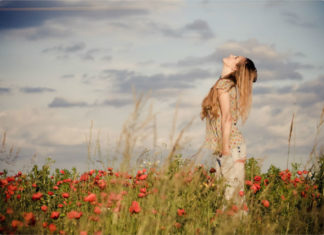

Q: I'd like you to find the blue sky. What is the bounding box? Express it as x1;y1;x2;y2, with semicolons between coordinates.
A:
0;0;323;174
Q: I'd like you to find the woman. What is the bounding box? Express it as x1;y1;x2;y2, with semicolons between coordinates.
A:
200;54;257;210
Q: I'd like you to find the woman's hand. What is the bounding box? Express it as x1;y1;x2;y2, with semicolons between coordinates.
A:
235;157;247;163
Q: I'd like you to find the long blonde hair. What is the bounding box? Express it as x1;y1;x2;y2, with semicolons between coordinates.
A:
200;57;257;125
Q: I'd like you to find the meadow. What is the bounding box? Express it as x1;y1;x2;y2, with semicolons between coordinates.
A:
1;95;323;234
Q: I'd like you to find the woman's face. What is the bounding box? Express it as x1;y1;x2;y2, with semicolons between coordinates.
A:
223;54;245;71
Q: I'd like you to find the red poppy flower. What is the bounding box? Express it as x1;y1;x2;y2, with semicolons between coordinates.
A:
48;191;54;196
80;173;89;181
121;190;128;196
41;205;48;212
94;206;101;215
107;193;118;203
63;178;71;183
242;203;249;211
67;210;82;219
177;208;186;216
97;180;106;190
0;214;5;222
23;212;36;226
138;192;146;198
11;220;23;229
42;222;48;228
32;183;37;188
6;208;13;214
139;174;148;180
231;205;239;213
140;188;147;193
245;180;253;186
215;209;223;215
129;201;141;214
7;176;15;182
251;183;260;193
89;215;100;221
239;191;244;197
49;223;57;232
254;175;261;182
89;169;96;176
294;178;301;184
8;184;17;192
50;211;60;219
261;200;270;208
174;222;181;229
60;170;65;175
32;192;43;201
62;193;69;198
152;209;158;214
84;193;97;202
0;179;8;186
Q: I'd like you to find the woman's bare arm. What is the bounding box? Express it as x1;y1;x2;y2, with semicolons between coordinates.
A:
217;88;232;156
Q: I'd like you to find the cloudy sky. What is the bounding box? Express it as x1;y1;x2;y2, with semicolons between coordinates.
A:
0;0;323;174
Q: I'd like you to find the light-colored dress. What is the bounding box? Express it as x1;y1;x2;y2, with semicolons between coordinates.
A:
204;78;245;155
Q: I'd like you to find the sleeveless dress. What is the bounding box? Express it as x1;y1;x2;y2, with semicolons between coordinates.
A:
204;78;245;155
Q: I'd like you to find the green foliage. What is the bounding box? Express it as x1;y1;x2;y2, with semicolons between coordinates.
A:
310;154;324;205
167;154;185;177
245;157;261;179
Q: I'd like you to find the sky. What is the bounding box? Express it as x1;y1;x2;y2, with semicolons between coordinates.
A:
0;0;323;174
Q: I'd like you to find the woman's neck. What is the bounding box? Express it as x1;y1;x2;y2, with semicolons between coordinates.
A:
221;66;234;78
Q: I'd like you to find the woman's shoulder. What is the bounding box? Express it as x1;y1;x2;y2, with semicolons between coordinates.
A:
214;78;235;91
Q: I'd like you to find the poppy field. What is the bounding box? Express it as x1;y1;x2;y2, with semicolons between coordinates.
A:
0;153;323;235
1;101;324;234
